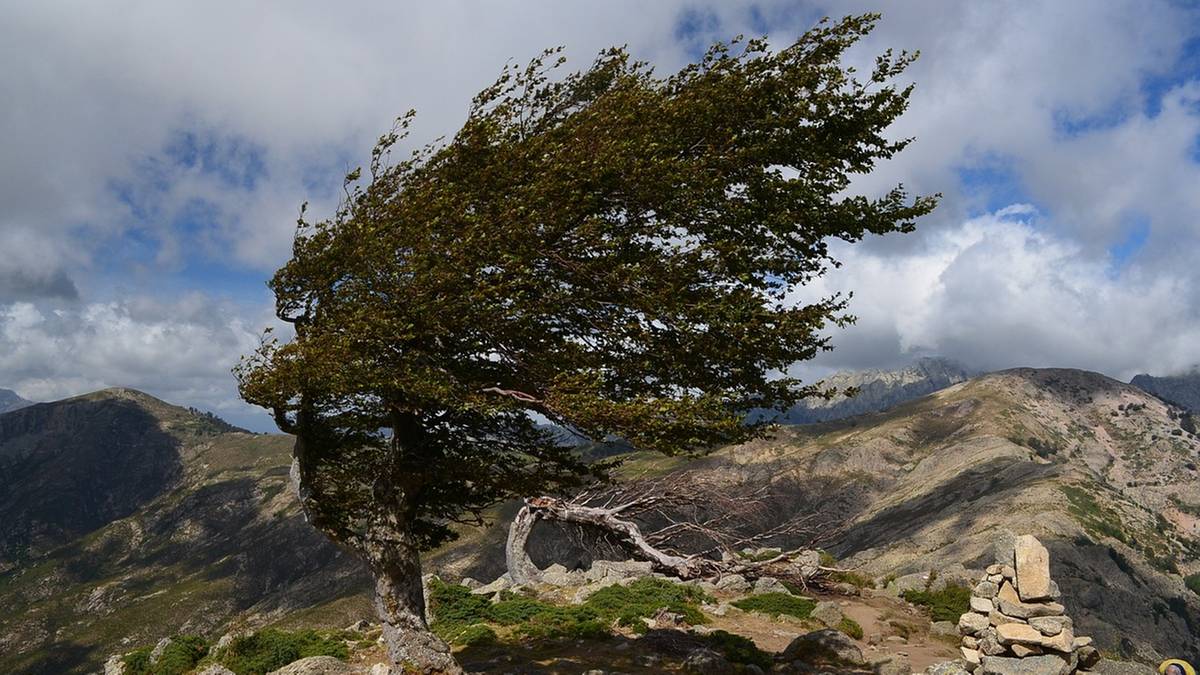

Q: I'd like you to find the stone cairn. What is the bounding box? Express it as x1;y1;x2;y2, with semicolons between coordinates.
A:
957;535;1101;675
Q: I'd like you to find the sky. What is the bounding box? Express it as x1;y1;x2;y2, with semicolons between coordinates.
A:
1;1;1199;431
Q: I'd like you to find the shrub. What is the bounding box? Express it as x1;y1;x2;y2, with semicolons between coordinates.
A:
902;583;971;622
219;629;348;675
838;617;864;640
1186;573;1200;596
428;579;491;627
702;630;773;670
122;636;209;675
732;592;816;620
451;623;498;647
583;577;710;628
488;594;554;625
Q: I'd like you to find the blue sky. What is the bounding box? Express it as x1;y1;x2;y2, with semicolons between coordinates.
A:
1;1;1199;431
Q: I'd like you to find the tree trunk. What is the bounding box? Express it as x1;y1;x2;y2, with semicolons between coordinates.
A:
505;504;545;586
365;538;462;675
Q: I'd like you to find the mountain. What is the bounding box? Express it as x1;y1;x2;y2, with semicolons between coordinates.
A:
0;388;33;414
433;368;1200;665
1131;369;1200;412
7;370;1200;671
775;357;974;424
0;389;368;674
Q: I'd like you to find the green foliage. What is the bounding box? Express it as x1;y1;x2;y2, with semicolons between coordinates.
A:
122;636;208;675
583;578;711;628
702;630;774;670
428;577;710;644
902;584;971;622
1185;573;1200;596
450;623;498;647
732;592;816;619
219;629;348;675
235;13;935;556
838;617;864;640
1061;485;1129;544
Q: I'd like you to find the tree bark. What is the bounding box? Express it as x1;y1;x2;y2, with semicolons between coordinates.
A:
365;537;462;675
506;504;545;586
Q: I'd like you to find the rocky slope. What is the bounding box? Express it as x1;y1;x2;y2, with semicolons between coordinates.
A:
0;389;368;674
0;387;33;414
777;358;974;424
433;368;1200;666
6;369;1199;672
1131;369;1200;412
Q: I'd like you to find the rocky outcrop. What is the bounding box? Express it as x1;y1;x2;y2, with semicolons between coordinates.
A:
778;357;974;424
0;388;33;414
957;536;1098;675
1130;370;1200;413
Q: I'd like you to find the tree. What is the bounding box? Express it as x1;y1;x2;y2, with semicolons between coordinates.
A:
236;14;936;673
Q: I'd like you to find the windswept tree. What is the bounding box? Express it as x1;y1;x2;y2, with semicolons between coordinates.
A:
237;14;936;673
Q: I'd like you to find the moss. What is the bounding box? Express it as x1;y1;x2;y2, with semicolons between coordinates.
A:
902;583;971;622
838;617;864;639
731;592;816;620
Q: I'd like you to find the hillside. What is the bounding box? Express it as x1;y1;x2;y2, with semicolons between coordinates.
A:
1131;369;1200;412
431;368;1200;665
5;369;1200;672
0;389;368;674
0;387;33;414
777;357;974;424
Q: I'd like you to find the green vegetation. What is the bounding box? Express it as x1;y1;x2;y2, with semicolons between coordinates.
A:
818;551;876;588
701;630;774;670
234;16;935;669
731;592;817;620
122;636;208;675
1061;485;1129;544
428;577;710;645
838;617;864;639
902;584;971;622
217;629;349;675
1185;573;1200;596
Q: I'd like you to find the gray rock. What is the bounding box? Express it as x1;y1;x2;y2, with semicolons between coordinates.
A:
197;667;237;675
584;559;653;583
1075;646;1101;671
104;655;127;675
925;661;972;675
889;573;930;594
811;600;844;627
715;573;751;593
753;576;791;595
1028;615;1071;636
979;654;1071;675
973;580;999;599
931;620;959;637
149;637;171;665
683;647;736;674
782;629;864;665
266;656;359;674
470;576;512;596
958;612;989;636
541;563;584;587
996;599;1065;619
970;597;995;613
870;654;913;675
459;577;482;590
1013;535;1052;601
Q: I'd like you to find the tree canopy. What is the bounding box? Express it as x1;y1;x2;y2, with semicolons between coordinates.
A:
236;13;935;670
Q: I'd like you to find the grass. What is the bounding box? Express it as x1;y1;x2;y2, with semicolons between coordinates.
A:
902;583;971;622
427;577;710;645
731;592;816;620
122;637;211;675
1061;485;1130;544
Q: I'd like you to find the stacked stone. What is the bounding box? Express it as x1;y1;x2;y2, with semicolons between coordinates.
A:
957;535;1101;675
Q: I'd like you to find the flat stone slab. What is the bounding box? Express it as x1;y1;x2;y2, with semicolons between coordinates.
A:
1014;535;1052;601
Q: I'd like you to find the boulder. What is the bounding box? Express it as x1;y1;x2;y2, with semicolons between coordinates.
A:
752;576;791;595
890;572;931;594
811;600;844;627
973;580;999;599
197;667;237;675
541;563;584;587
959;611;989;636
1028;615;1071;637
683;647;736;674
266;656;359;675
962;648;982;665
995;623;1073;654
1075;646;1101;671
714;573;751;593
926;661;972;675
470;576;512;596
870;654;913;675
782;629;864;665
931;620;959;637
104;655;127;675
1013;535;1052;602
979;655;1071;675
584;559;653;583
971;597;995;613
